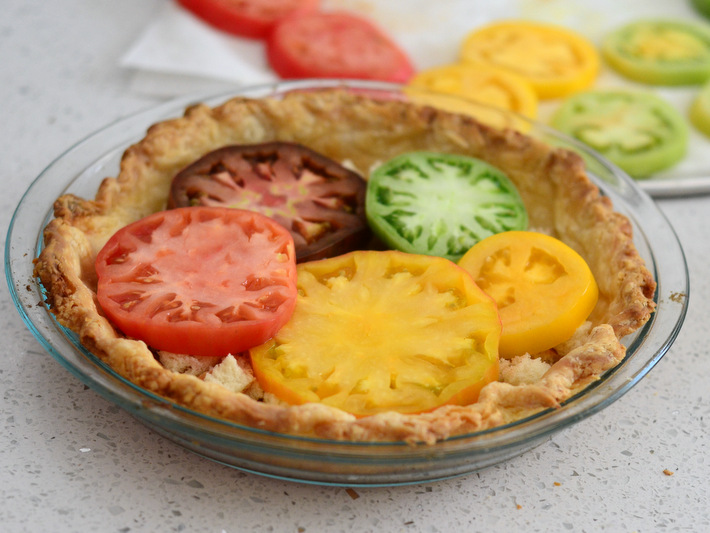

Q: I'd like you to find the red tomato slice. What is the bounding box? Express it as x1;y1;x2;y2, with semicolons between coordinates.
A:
267;11;416;82
95;207;298;357
175;0;320;39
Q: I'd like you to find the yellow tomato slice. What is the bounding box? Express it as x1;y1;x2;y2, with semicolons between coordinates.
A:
460;21;600;99
250;250;501;417
406;63;538;129
458;231;598;357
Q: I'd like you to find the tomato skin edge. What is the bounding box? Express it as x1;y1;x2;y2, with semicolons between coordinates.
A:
111;308;298;358
443;356;500;410
497;276;598;357
690;80;710;136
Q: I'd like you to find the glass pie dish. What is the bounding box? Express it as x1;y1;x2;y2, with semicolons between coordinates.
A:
5;80;688;486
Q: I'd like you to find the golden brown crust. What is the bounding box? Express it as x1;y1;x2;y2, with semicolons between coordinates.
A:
33;89;656;443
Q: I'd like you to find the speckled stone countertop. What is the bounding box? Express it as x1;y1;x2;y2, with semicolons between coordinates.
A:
2;1;708;531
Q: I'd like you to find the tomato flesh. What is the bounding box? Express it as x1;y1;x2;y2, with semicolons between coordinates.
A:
169;142;369;262
365;152;528;262
176;0;320;39
266;11;415;82
250;250;500;416
95;207;298;357
458;231;598;358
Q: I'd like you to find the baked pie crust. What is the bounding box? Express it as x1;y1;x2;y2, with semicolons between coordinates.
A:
34;89;656;443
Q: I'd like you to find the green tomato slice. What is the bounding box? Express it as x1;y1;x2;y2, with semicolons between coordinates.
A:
550;90;688;179
365;152;528;262
602;19;710;86
690;79;710;136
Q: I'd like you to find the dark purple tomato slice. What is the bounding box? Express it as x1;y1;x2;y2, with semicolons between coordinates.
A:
169;142;369;262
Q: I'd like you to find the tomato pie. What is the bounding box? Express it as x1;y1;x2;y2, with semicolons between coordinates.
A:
34;88;656;443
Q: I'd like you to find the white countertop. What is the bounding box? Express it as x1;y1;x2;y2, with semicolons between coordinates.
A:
2;1;708;531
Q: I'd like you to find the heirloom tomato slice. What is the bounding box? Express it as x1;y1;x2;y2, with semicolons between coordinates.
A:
458;231;598;358
266;11;415;82
406;63;538;126
249;250;501;417
459;21;599;99
365;152;528;262
169;142;369;262
602;19;710;86
175;0;320;40
95;207;298;358
550;90;688;178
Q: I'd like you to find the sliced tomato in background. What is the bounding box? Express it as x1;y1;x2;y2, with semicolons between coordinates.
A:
95;207;298;357
169;142;369;262
459;21;600;99
267;11;416;82
175;0;320;39
602;19;710;86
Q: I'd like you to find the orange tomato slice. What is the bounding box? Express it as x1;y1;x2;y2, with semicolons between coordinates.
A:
406;63;538;129
250;250;501;417
460;21;600;99
458;231;598;357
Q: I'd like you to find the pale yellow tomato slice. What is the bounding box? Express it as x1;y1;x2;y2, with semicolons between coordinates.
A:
406;63;538;130
250;250;501;417
458;231;598;358
460;21;600;99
